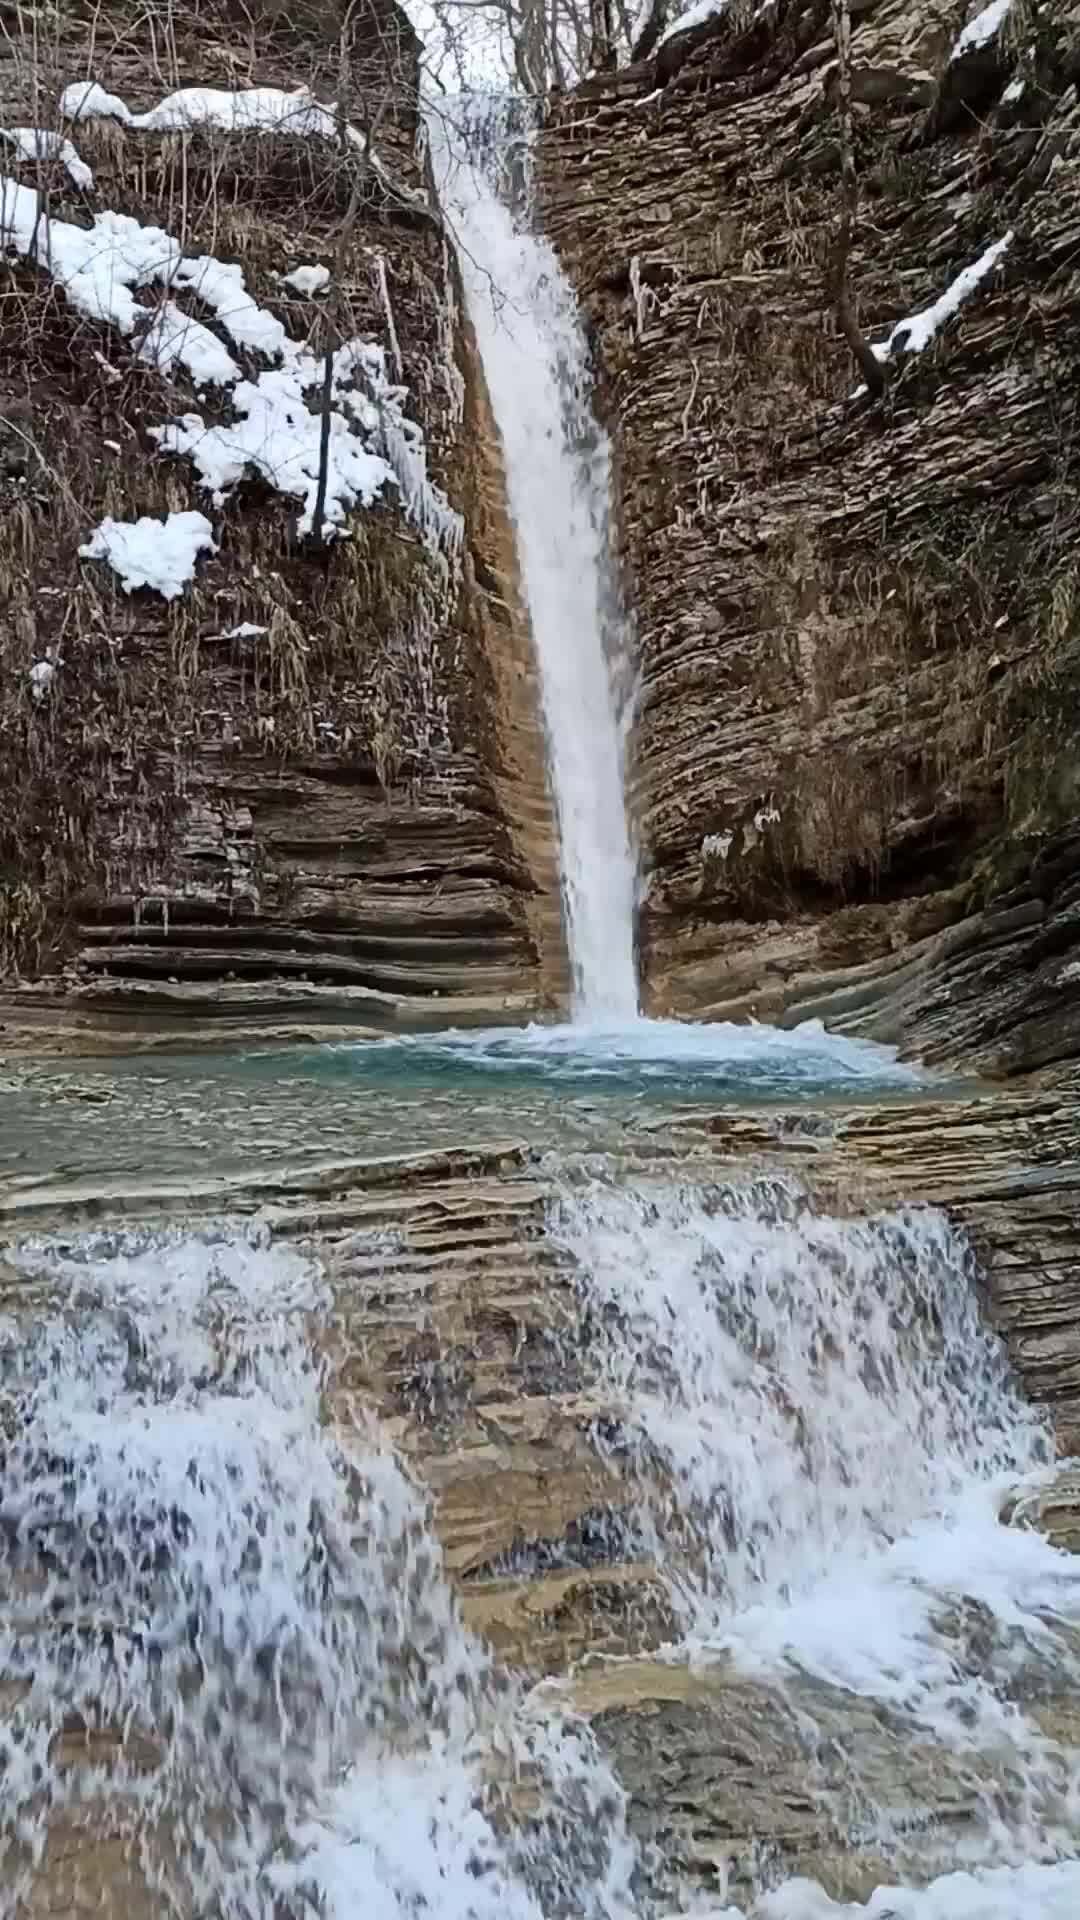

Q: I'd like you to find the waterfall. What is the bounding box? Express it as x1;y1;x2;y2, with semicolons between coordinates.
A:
550;1169;1080;1880
0;1224;636;1920
428;98;639;1021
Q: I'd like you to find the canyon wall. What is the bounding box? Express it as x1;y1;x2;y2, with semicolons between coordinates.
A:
541;0;1080;1072
0;0;565;1049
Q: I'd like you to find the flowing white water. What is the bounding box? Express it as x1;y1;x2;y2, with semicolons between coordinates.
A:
428;98;639;1019
550;1170;1080;1881
0;1225;636;1919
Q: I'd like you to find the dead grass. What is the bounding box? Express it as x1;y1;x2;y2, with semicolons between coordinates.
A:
0;4;462;977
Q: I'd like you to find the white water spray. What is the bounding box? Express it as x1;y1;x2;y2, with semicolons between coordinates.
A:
428;99;639;1019
0;1224;636;1920
550;1170;1080;1882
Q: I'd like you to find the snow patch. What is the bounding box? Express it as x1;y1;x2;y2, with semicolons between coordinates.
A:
0;126;92;190
61;82;369;152
870;233;1013;367
279;263;330;297
28;656;58;701
0;165;460;550
657;0;729;48
702;830;733;862
79;511;217;598
1002;74;1025;102
950;0;1012;62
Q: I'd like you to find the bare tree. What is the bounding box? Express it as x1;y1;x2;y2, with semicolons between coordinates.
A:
421;0;698;95
827;0;886;397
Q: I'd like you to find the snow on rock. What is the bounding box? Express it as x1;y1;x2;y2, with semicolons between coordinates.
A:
279;263;331;297
137;301;240;385
60;79;429;212
0;126;93;190
657;0;729;48
950;0;1012;62
28;656;58;701
153;362;393;539
871;233;1014;365
60;82;370;152
0;162;460;550
79;511;217;598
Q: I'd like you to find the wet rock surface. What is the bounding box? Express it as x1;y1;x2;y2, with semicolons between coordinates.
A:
4;1079;1080;1908
540;0;1080;1069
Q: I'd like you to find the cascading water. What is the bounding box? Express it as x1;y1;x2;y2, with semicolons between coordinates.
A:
427;98;639;1021
0;1225;637;1920
4;83;1079;1920
549;1168;1080;1905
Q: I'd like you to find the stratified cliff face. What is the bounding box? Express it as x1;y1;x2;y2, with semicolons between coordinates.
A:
0;0;564;1046
542;0;1080;1072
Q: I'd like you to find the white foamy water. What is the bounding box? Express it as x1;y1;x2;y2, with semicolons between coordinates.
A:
0;1225;635;1919
386;1015;923;1090
428;97;639;1019
690;1858;1080;1918
550;1173;1080;1868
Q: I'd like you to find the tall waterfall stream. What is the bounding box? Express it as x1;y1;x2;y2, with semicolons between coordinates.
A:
2;100;1080;1920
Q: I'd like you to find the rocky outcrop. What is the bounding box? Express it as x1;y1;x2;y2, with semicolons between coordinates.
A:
541;0;1080;1069
0;0;565;1046
5;1087;1080;1907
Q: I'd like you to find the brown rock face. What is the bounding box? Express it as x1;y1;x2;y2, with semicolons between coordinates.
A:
0;0;565;1045
540;0;1080;1070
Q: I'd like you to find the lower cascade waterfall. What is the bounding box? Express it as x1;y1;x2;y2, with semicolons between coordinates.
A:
0;1226;636;1920
4;1184;1080;1916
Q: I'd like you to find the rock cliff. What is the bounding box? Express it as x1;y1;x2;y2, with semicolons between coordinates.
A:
0;0;565;1048
541;0;1080;1071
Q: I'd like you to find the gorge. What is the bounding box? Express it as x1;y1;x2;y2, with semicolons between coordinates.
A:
2;1;1080;1917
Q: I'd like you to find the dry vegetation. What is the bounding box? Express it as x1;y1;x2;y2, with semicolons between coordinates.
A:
0;0;475;977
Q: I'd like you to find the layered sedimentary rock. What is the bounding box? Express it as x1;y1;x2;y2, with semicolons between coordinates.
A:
4;1088;1080;1905
0;0;565;1045
541;0;1080;1069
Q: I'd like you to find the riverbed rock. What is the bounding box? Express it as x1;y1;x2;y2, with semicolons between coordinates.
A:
6;1095;1080;1910
540;0;1080;1070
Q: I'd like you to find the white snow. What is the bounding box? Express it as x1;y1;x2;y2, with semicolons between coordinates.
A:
871;232;1013;364
1002;74;1025;102
950;0;1011;61
28;656;58;701
657;0;729;48
138;301;240;385
151;351;394;538
0;161;460;549
0;126;93;190
214;622;268;640
279;263;330;297
79;511;217;598
60;82;369;153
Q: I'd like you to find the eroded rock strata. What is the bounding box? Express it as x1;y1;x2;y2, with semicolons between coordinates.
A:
0;0;565;1046
541;0;1080;1069
4;1091;1080;1906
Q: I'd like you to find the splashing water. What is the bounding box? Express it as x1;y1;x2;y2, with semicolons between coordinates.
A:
428;96;639;1020
0;1225;636;1919
549;1172;1080;1872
